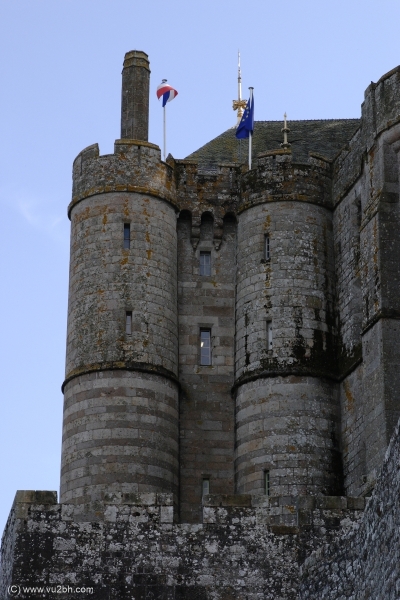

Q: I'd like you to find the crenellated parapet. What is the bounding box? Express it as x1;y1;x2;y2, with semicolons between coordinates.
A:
239;149;333;213
69;139;177;219
171;158;240;249
173;160;240;211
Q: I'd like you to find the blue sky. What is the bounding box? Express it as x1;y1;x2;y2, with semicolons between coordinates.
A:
1;0;400;534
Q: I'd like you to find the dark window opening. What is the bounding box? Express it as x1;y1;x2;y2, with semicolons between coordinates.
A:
264;470;270;496
265;235;270;260
126;311;132;335
124;223;131;249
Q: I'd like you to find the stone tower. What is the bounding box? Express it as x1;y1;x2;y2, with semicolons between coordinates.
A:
60;50;357;513
3;51;400;600
234;149;342;497
60;50;180;506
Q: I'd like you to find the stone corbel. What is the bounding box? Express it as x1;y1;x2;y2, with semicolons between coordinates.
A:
191;215;201;249
213;217;223;250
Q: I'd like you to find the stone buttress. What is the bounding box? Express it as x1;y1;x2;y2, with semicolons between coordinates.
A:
60;52;180;505
234;149;342;497
333;66;400;497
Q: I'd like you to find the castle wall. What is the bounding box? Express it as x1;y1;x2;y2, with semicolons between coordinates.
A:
177;208;236;523
338;366;365;497
0;491;364;600
333;177;365;496
300;417;400;599
333;69;400;496
234;152;342;497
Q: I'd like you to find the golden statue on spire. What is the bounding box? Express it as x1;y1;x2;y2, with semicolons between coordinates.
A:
233;51;247;125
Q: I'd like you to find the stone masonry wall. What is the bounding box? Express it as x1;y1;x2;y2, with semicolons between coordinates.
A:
0;491;365;600
332;68;400;496
61;371;179;505
236;151;336;382
299;418;400;599
66;190;178;379
177;211;236;523
235;376;342;497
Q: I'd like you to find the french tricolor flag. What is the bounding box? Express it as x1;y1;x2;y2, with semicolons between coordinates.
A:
157;80;178;107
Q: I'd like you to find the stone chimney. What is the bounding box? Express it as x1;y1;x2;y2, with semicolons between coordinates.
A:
120;50;150;141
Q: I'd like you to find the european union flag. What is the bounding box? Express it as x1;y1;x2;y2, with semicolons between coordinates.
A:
236;88;254;139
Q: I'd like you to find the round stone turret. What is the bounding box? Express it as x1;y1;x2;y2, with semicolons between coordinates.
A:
234;150;342;498
60;54;179;506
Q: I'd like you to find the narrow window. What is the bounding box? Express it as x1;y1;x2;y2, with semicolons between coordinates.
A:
126;311;132;335
265;235;270;260
124;223;131;249
200;329;212;365
264;470;270;496
267;320;273;350
202;478;210;496
200;251;211;276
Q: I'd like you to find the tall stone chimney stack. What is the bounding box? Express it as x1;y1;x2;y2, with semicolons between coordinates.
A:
120;50;150;140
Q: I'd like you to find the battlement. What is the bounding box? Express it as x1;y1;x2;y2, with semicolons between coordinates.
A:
69;139;177;218
240;149;333;214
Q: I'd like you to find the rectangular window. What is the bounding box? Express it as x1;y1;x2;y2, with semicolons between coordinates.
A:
265;235;270;260
267;320;273;350
202;478;210;496
124;223;131;249
264;470;270;496
126;311;132;335
200;251;211;276
200;329;212;365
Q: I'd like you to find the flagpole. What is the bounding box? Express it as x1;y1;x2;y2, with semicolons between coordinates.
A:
248;87;254;170
163;104;166;161
249;132;252;170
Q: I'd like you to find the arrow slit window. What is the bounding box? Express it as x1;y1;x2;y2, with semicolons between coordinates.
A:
124;223;131;249
265;235;270;260
267;320;273;350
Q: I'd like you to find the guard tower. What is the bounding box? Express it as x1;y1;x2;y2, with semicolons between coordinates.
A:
60;51;180;506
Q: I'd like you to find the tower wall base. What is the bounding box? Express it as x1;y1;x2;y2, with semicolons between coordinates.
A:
61;370;179;505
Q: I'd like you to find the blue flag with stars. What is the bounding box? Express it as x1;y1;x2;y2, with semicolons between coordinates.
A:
236;88;254;139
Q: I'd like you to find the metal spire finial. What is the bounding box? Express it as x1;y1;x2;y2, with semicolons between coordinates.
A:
281;112;291;148
233;50;247;125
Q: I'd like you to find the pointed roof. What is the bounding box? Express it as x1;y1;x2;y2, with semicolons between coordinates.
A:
185;119;360;165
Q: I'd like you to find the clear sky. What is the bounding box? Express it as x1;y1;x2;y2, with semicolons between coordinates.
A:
1;0;400;535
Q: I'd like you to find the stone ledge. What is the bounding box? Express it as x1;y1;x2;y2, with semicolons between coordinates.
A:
13;490;57;505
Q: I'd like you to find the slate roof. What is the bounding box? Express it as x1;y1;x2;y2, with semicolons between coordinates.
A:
185;119;361;165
